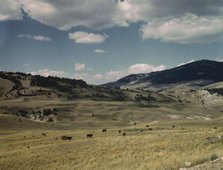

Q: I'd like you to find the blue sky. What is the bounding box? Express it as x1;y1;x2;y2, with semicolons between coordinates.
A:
1;0;223;84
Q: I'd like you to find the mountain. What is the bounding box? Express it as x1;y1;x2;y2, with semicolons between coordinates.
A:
104;60;223;90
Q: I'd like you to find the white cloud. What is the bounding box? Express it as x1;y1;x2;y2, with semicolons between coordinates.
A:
74;63;166;84
32;35;51;41
75;63;85;71
0;0;21;21
4;1;223;43
17;34;51;41
30;69;67;77
94;73;104;79
128;64;166;74
18;0;141;30
69;32;108;44
215;58;223;62
104;70;126;80
74;73;89;80
94;49;108;54
177;60;196;67
140;14;223;44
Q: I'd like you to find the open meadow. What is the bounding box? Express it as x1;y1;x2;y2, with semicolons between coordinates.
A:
1;99;223;170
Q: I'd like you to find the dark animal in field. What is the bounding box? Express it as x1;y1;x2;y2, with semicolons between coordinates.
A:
146;125;149;127
214;127;217;129
172;125;175;128
61;136;72;140
118;130;121;133
134;122;136;125
87;134;93;138
148;128;153;131
102;129;107;132
41;133;47;137
122;132;126;136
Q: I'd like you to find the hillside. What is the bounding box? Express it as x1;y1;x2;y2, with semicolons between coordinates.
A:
0;71;127;100
1;65;223;126
104;60;223;90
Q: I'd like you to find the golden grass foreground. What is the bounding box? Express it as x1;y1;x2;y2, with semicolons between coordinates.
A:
1;118;223;170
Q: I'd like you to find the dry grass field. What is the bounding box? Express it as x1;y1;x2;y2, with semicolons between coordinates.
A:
1;111;223;170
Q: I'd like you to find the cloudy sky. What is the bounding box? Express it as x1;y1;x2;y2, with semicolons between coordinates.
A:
1;0;223;84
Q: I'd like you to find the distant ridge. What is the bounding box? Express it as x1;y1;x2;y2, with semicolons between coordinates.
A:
104;60;223;89
0;71;127;100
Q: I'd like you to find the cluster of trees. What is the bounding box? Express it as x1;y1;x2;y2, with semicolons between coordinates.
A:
135;94;156;102
207;88;223;96
15;108;57;122
30;75;87;93
0;71;22;89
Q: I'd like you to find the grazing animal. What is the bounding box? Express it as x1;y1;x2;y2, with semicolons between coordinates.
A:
102;129;107;132
214;127;217;129
134;122;136;125
146;125;149;127
172;125;175;128
42;133;47;137
61;136;72;140
118;130;121;133
148;128;153;131
87;134;93;138
66;136;72;140
122;132;126;136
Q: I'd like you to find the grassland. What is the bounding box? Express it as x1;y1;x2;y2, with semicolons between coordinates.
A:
1;108;223;170
1;72;223;169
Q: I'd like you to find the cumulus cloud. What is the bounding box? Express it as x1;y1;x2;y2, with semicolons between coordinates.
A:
75;63;85;71
0;0;21;21
3;0;223;43
140;14;223;44
69;32;108;44
94;49;108;54
17;34;51;41
128;64;166;74
102;63;166;80
32;35;51;41
30;69;67;77
17;0;142;30
215;58;223;62
74;73;89;80
74;63;166;84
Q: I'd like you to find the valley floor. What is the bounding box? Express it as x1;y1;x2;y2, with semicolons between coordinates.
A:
1;118;223;170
